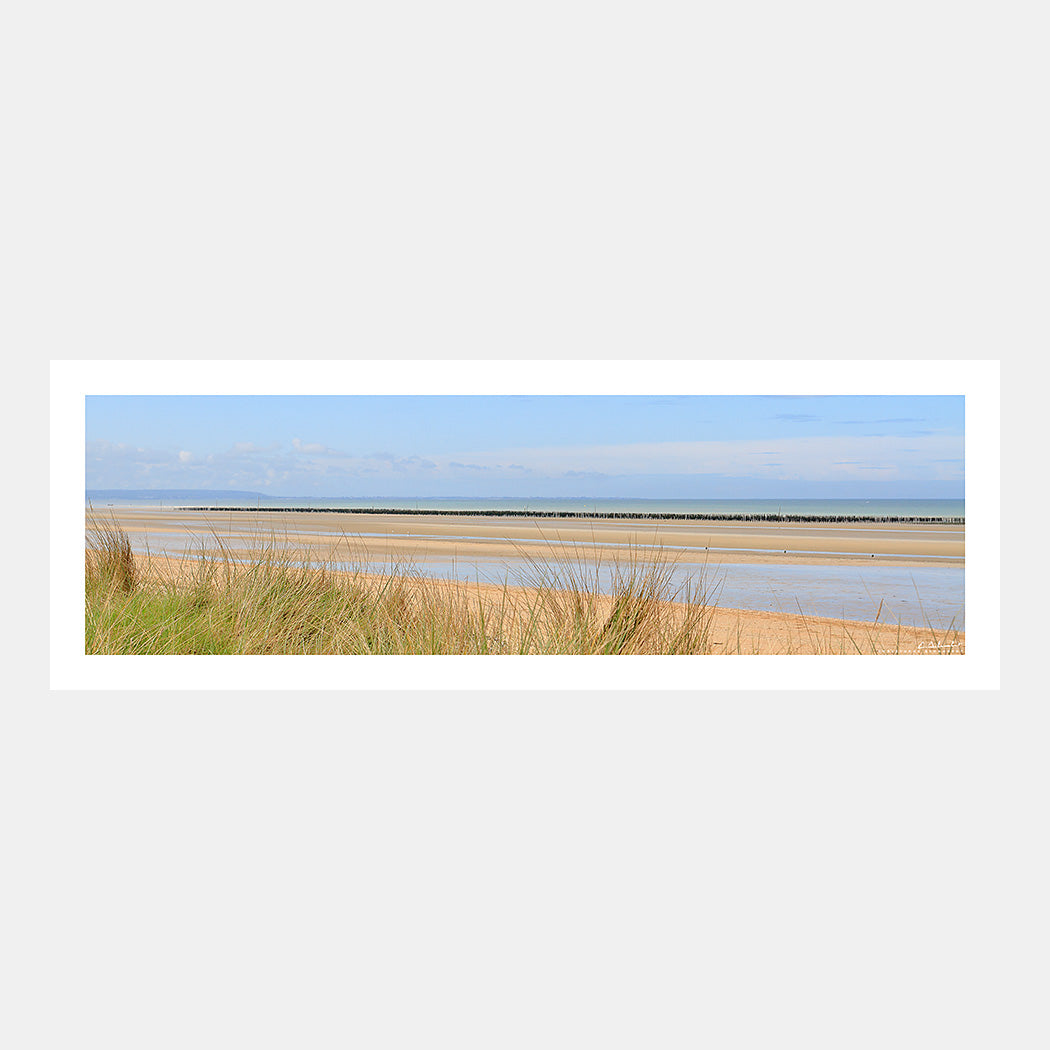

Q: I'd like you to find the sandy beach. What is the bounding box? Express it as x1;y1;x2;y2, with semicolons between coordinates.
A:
90;507;964;567
87;508;965;654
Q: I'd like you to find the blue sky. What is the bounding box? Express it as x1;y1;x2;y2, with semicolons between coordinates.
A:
86;395;964;498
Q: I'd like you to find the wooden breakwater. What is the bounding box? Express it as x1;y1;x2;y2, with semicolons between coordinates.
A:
176;507;965;524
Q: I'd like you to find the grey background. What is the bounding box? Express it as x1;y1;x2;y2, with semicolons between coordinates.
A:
21;0;1032;1041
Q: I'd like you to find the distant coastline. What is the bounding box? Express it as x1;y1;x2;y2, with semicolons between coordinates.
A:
86;488;267;502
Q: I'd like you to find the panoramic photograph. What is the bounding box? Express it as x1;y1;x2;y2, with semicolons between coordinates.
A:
84;394;965;656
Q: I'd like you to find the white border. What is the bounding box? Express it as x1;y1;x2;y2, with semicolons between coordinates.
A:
53;359;999;689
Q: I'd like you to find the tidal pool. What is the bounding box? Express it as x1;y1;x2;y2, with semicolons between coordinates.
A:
118;534;964;631
337;556;966;631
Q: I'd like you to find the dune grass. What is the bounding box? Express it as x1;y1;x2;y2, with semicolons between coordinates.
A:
84;520;964;656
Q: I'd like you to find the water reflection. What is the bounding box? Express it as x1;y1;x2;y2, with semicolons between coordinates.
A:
121;531;964;630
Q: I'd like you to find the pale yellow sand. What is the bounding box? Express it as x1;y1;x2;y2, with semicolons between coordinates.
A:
89;508;964;568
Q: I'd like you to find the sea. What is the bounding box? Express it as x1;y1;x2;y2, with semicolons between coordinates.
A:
86;491;965;520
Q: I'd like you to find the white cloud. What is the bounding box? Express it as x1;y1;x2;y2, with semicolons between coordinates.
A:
433;434;964;481
292;438;331;454
85;432;964;492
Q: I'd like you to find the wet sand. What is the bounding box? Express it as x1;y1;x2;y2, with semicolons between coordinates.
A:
89;508;965;568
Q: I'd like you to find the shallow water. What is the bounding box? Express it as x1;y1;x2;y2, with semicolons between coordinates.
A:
388;558;966;630
692;562;963;629
119;536;964;630
115;525;962;562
